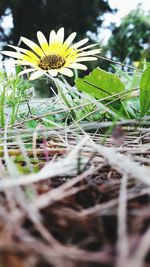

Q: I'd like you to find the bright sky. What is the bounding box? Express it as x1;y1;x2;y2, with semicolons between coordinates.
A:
109;0;150;20
1;8;13;35
99;0;150;44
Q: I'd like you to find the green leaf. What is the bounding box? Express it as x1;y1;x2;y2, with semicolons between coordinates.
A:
75;67;125;99
26;120;38;128
140;66;150;116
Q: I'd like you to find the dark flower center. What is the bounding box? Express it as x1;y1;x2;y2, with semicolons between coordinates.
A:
38;54;65;70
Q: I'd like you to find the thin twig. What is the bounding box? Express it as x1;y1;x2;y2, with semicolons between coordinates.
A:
96;55;143;72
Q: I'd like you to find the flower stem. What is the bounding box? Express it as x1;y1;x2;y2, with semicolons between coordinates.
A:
54;79;76;119
10;104;16;125
0;86;6;127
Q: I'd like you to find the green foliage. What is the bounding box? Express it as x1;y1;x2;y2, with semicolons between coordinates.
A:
140;66;150;116
107;7;150;62
0;70;31;127
76;67;125;99
0;55;149;128
26;120;38;129
76;67;125;118
76;63;150;120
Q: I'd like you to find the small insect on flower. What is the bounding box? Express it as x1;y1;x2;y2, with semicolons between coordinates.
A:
1;28;102;80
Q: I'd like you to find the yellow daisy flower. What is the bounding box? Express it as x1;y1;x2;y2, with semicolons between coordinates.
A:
1;27;101;80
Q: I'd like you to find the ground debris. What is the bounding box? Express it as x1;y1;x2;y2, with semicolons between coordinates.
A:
0;124;150;267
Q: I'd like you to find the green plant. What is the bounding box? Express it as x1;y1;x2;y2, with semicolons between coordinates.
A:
0;70;31;127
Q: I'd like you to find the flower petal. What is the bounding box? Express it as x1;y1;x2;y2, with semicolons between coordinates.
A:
2;50;36;64
56;27;64;44
76;56;97;62
78;49;102;57
78;44;98;52
21;37;44;57
29;70;45;80
64;32;77;46
49;30;56;45
1;51;23;59
7;45;39;61
48;69;58;77
72;38;89;49
37;31;50;54
69;63;87;70
58;68;74;77
14;61;36;66
18;68;35;76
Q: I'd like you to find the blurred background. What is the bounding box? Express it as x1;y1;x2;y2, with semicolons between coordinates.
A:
0;0;150;94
